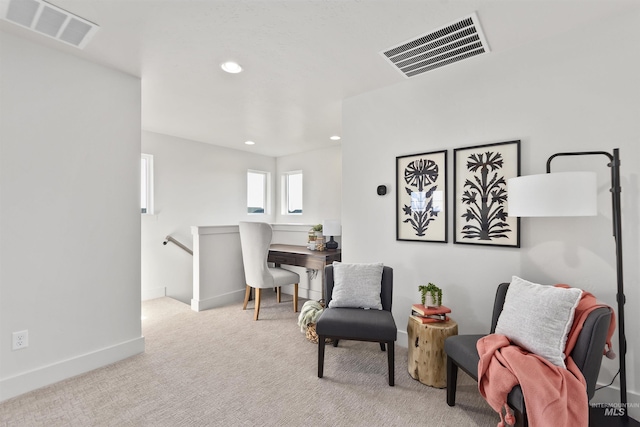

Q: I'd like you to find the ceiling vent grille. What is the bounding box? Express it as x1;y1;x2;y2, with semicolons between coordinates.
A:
380;12;490;78
1;0;99;49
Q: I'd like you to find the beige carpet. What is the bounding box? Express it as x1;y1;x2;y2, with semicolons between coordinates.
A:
0;293;498;426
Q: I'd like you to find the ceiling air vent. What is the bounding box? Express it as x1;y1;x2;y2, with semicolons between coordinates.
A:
1;0;99;49
380;12;490;78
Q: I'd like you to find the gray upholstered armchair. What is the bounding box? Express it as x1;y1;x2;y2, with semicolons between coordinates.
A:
316;264;397;386
444;282;612;427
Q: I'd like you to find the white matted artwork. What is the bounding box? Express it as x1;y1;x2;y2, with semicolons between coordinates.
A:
396;150;447;243
453;140;520;247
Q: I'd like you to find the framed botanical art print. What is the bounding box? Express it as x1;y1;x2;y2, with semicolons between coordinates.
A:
396;150;447;243
453;140;520;247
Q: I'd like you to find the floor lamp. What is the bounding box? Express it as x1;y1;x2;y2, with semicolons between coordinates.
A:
507;148;634;424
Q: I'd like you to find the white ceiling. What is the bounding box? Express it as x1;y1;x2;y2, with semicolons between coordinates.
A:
1;0;636;157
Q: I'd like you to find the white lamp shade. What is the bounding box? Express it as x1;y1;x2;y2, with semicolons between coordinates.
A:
322;220;341;236
507;171;597;217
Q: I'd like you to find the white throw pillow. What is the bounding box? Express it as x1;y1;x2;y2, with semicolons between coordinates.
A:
495;276;582;368
328;262;383;310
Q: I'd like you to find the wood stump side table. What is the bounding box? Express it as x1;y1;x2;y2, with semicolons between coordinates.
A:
407;317;458;388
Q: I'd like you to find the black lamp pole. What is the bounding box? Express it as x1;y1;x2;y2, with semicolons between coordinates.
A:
546;148;627;417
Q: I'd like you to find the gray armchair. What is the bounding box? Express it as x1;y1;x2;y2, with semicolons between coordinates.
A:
444;282;612;427
316;265;397;385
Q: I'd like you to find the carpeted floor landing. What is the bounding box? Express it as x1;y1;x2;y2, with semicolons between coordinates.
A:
0;293;498;426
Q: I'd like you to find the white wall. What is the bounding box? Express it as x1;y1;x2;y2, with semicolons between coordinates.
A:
272;146;344;301
141;131;276;303
342;9;639;411
0;32;143;401
142;134;342;304
276;145;342;226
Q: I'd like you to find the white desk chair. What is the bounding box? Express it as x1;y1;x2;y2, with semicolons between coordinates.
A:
239;222;300;320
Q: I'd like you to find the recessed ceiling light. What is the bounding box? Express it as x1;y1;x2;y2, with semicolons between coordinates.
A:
221;61;242;74
244;140;255;145
330;135;341;141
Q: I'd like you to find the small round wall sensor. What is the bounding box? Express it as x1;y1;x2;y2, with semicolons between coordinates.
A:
377;185;387;196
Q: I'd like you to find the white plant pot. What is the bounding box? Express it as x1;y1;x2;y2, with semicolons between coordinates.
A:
426;294;440;308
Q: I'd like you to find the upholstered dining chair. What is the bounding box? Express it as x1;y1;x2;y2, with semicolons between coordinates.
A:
238;221;300;321
316;263;397;385
444;281;612;427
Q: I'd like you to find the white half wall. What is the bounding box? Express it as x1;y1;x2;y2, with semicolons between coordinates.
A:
191;223;327;312
0;32;143;401
191;225;245;311
342;9;639;414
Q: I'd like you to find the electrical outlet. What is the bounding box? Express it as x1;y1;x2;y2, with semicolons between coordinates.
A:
12;330;28;350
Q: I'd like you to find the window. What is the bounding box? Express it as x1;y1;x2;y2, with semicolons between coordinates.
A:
247;170;269;214
282;171;303;215
141;154;154;214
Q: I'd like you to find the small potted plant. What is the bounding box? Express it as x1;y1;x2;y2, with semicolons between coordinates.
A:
418;283;442;307
308;224;323;250
312;224;326;251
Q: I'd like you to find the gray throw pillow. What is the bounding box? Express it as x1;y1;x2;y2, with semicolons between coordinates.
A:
495;276;582;368
328;262;383;310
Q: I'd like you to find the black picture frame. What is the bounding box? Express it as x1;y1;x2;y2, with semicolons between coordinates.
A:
396;150;448;243
453;140;520;247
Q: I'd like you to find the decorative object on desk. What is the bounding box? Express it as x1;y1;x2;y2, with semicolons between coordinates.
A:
308;224;322;250
308;229;317;243
315;236;325;251
453;140;520;247
418;283;442;307
507;148;633;424
322;219;341;250
396;150;447;243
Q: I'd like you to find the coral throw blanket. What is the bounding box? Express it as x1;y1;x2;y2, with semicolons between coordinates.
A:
477;287;615;427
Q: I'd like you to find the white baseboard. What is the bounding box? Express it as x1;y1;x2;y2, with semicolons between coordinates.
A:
301;289;322;301
142;286;166;301
191;289;245;312
279;284;321;302
0;337;145;403
397;330;408;349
